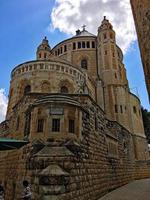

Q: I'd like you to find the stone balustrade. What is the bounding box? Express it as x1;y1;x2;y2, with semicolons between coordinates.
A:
11;61;85;82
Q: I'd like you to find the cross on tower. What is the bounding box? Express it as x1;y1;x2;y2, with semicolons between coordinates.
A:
82;24;86;31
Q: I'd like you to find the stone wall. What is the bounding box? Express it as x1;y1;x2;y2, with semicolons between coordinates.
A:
0;95;150;200
130;0;150;100
135;160;150;180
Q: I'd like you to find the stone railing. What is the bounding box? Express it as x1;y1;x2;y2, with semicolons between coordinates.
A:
11;61;85;82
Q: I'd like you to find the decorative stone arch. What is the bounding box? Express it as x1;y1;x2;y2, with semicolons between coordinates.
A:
81;59;88;69
24;85;31;95
41;81;51;93
60;86;68;94
17;79;31;99
78;55;89;70
59;79;74;94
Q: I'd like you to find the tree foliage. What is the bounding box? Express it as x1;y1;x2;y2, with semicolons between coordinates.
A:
141;107;150;143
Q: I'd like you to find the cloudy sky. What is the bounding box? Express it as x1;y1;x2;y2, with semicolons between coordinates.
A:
51;0;136;53
0;0;149;122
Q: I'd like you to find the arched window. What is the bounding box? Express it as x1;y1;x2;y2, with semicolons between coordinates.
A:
24;85;31;95
103;33;107;39
81;59;88;69
78;42;81;49
120;105;123;113
69;119;75;133
86;41;90;48
115;104;118;113
133;106;137;113
44;53;47;58
92;41;95;48
82;41;85;48
37;119;44;132
64;45;67;52
73;42;76;50
60;86;68;94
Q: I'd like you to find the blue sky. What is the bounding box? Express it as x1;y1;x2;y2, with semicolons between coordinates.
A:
0;0;67;91
0;0;149;121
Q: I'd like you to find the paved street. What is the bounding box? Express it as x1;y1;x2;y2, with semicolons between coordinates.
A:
99;179;150;200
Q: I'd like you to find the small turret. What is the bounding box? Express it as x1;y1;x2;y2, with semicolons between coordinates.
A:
98;16;116;42
36;37;51;60
99;16;113;30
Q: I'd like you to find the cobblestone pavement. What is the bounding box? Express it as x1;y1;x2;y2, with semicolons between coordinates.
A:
99;179;150;200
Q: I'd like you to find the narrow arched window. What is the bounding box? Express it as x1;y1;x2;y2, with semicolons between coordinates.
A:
87;41;90;48
81;59;88;69
73;42;76;50
24;85;31;95
64;45;67;52
60;86;68;94
78;42;81;49
133;106;137;113
44;53;47;58
82;41;85;48
120;105;123;113
92;41;95;48
115;104;118;113
69;119;75;133
37;119;44;132
103;33;107;39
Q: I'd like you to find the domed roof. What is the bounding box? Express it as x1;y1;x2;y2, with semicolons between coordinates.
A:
73;26;96;38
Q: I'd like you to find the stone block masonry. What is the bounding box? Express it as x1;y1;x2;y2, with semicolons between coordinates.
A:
0;95;149;200
0;16;150;199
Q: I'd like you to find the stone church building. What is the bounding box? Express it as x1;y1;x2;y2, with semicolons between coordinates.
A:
0;17;150;200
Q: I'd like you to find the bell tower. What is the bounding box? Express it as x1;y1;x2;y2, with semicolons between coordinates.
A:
97;17;131;130
36;37;51;60
97;16;117;79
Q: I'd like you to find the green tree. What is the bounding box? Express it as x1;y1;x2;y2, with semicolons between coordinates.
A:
141;107;150;143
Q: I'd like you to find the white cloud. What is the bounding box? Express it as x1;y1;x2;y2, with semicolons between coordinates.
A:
0;89;8;123
50;0;136;53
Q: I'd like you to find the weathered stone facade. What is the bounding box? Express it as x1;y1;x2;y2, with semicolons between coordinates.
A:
0;17;150;199
130;0;150;101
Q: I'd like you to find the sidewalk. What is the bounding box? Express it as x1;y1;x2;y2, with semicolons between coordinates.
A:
99;179;150;200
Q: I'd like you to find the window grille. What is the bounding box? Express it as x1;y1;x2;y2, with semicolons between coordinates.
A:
69;119;75;133
37;119;44;132
52;119;60;132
